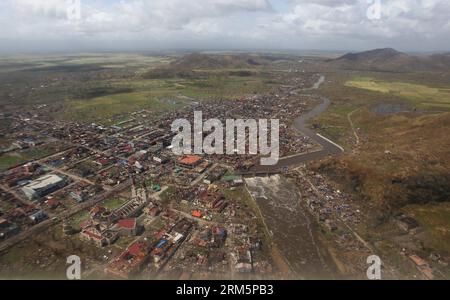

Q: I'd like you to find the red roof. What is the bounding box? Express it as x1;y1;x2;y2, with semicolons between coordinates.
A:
116;218;137;229
97;158;109;166
80;219;93;229
179;155;202;165
149;207;161;216
90;205;106;215
46;198;59;207
79;181;90;187
192;210;202;218
82;229;103;240
410;255;427;266
127;242;145;256
155;228;166;239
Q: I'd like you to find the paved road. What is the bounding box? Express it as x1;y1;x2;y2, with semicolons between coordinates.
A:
252;76;344;172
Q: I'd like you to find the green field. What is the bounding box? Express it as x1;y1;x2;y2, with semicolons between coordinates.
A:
0;53;280;123
345;77;450;110
66;73;274;122
0;154;26;171
0;53;170;73
68;210;89;230
101;198;128;210
0;145;56;171
68;91;185;121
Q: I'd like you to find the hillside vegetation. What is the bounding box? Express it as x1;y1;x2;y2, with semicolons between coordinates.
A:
330;48;450;72
309;67;450;227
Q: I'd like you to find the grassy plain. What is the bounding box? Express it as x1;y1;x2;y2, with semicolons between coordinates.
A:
67;74;274;122
0;53;278;123
345;77;450;111
0;53;170;73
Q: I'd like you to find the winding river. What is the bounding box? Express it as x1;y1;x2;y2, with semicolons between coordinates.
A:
252;75;343;172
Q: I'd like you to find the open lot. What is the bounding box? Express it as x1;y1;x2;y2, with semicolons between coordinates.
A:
0;142;71;171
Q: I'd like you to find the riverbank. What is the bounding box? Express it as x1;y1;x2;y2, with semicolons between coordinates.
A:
241;185;295;278
245;175;336;279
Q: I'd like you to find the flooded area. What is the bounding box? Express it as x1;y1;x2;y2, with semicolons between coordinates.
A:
371;103;414;116
245;175;335;279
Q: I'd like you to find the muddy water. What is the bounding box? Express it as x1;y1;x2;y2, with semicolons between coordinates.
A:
245;175;335;279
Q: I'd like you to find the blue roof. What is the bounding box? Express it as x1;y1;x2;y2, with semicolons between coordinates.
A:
156;239;168;248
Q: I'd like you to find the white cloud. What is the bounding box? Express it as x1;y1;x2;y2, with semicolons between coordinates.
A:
1;0;450;51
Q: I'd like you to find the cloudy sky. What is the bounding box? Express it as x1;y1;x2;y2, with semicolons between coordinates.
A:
0;0;449;52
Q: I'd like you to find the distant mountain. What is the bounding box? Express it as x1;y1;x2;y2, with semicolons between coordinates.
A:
144;53;277;79
338;48;406;62
169;53;269;69
426;53;450;70
330;48;450;72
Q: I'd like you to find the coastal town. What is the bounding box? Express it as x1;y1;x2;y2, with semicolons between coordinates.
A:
0;72;325;279
1;67;447;280
2;0;450;286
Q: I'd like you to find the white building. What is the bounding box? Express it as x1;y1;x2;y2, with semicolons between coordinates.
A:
22;174;67;200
